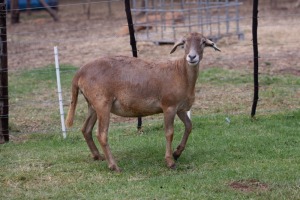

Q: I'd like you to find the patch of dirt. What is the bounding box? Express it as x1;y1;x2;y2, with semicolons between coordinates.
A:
6;0;300;74
229;179;269;193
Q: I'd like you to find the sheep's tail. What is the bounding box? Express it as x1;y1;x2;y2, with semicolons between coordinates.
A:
65;79;79;128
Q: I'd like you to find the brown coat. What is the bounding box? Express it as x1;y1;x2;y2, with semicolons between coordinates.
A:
65;32;220;172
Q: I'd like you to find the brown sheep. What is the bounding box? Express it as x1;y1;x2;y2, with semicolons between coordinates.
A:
65;32;221;172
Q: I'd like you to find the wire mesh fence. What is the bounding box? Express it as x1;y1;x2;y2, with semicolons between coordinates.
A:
131;0;244;43
1;0;299;138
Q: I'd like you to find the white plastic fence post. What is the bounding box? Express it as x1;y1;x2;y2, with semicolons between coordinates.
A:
54;46;67;139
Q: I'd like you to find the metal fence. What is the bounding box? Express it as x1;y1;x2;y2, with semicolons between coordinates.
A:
131;0;244;43
0;0;299;142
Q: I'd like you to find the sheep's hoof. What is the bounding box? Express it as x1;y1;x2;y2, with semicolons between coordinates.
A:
169;163;177;170
166;158;176;169
93;154;105;161
170;163;177;170
173;152;181;161
109;164;122;173
173;145;185;160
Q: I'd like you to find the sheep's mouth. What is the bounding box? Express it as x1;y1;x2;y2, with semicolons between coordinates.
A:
188;60;199;65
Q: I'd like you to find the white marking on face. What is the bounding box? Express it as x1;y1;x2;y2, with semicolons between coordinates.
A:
186;49;200;66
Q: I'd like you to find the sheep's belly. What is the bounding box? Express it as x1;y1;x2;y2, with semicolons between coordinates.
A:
111;99;162;117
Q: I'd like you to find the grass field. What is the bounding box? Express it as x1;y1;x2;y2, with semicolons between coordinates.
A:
1;110;300;199
2;63;300;199
7;64;300;134
2;1;300;199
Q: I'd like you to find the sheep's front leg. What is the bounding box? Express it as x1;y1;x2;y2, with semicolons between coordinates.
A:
163;107;177;169
173;111;192;160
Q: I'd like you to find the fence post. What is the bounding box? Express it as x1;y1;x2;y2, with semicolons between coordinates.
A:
10;0;20;24
0;1;9;143
251;0;259;118
124;0;142;131
54;46;67;139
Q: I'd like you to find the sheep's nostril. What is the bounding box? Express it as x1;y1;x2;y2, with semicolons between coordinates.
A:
189;55;196;61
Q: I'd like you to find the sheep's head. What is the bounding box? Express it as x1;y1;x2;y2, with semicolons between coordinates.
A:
170;32;221;66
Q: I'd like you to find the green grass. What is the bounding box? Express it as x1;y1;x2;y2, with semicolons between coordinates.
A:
199;67;300;86
196;67;300;115
1;111;300;199
8;65;79;133
9;65;76;96
199;67;252;85
3;65;300;199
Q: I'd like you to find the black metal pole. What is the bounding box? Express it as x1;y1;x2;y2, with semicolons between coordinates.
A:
251;0;259;118
125;0;142;130
125;0;138;57
0;0;9;143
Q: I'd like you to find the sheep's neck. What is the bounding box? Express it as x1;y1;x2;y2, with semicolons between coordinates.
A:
181;57;200;95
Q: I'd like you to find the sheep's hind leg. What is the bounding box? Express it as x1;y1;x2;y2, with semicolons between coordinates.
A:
95;102;121;172
173;111;192;160
81;105;105;161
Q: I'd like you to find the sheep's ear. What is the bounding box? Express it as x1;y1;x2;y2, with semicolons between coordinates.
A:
204;38;221;52
170;39;185;54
